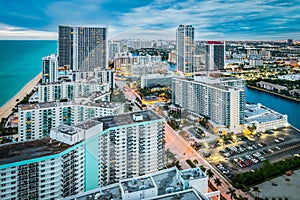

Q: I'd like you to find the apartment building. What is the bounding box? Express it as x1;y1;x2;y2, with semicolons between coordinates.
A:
38;81;110;103
172;76;245;131
1;110;165;200
18;101;124;141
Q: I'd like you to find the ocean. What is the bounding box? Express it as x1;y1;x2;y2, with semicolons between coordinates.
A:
0;40;57;107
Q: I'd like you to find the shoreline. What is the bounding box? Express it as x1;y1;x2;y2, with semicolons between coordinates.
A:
0;73;41;120
246;85;300;102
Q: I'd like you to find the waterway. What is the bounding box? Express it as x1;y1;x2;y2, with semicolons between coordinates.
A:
245;87;300;129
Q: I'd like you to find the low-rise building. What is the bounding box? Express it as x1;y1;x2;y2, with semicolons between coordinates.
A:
244;103;289;132
256;81;287;92
141;73;178;88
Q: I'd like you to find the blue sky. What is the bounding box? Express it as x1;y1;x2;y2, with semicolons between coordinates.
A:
0;0;299;40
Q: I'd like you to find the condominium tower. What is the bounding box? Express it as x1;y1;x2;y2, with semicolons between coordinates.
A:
205;41;225;71
172;76;245;130
0;110;165;200
42;54;58;84
176;25;195;73
58;25;108;71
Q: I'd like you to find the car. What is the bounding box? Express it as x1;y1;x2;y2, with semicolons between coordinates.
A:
247;146;253;150
261;142;267;146
278;137;285;141
227;174;234;179
274;139;280;143
268;149;274;153
263;149;269;154
257;143;263;148
275;146;281;150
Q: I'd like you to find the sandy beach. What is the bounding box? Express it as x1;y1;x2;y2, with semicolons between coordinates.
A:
0;73;42;120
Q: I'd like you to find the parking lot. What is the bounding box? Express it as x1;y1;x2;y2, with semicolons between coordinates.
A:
204;127;300;179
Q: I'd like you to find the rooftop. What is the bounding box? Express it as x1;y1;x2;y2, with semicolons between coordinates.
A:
120;176;155;193
19;100;121;111
180;168;207;181
146;189;206;200
89;110;163;130
0;137;70;166
245;104;287;123
64;167;210;200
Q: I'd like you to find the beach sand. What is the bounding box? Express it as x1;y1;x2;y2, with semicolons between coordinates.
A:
0;73;41;120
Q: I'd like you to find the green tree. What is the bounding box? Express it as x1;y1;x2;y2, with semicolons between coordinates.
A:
214;177;222;188
226;187;237;200
206;169;214;181
199;165;206;172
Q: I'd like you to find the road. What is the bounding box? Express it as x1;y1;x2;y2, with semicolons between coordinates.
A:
165;122;253;200
115;80;141;111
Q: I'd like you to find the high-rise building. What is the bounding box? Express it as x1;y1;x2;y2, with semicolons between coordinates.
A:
0;110;165;200
176;25;195;73
38;69;114;103
205;41;225;71
108;41;121;60
38;80;110;103
42;54;58;83
58;25;108;71
172;76;245;131
18;101;124;141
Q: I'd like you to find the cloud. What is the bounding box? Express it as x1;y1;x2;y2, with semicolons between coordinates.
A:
0;0;299;40
0;23;56;40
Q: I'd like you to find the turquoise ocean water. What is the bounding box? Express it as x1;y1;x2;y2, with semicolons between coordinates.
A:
0;40;57;107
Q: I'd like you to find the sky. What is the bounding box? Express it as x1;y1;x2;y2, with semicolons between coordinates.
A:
0;0;299;40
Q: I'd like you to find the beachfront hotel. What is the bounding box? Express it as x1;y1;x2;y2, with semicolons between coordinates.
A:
18;101;124;141
65;167;220;200
1;110;165;200
58;25;108;71
172;76;245;132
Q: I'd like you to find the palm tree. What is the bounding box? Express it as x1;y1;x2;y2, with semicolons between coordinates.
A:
199;165;206;172
193;159;199;165
252;186;260;198
226;187;237;200
206;169;214;181
214;177;222;188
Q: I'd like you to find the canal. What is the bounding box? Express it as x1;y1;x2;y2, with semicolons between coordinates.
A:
245;86;300;129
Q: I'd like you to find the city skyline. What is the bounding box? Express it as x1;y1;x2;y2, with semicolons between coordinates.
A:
0;0;299;40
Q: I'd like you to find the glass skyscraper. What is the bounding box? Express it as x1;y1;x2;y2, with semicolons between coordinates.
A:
58;26;108;71
176;25;195;74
